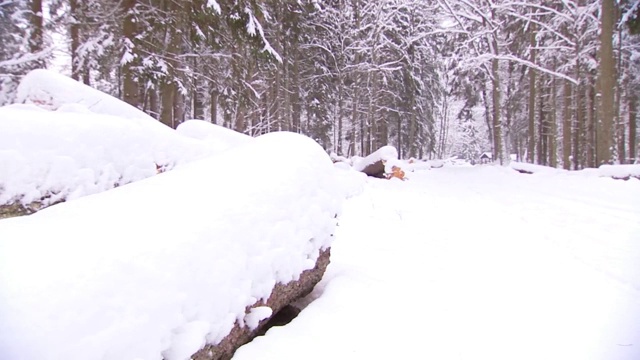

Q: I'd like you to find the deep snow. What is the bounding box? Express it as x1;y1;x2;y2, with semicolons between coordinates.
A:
234;165;640;360
0;131;356;360
1;69;639;360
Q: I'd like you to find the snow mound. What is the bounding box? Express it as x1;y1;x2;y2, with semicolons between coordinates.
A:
0;131;353;360
0;104;209;206
511;162;640;180
353;146;400;173
15;69;155;122
597;164;640;179
176;119;253;154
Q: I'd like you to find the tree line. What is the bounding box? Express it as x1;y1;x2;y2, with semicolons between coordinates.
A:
1;0;639;167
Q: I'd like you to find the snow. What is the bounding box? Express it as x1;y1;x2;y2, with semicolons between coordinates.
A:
511;161;640;180
235;165;640;360
352;145;400;172
176;119;253;154
0;130;355;360
1;72;256;208
244;306;273;330
1;70;639;360
0;104;211;206
15;69;154;122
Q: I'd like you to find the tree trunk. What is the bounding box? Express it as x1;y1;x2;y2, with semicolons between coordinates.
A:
149;90;159;120
491;57;503;164
550;64;558;168
210;91;219;125
574;75;584;169
160;82;175;128
174;89;185;128
586;79;596;167
629;89;638;163
562;80;572;169
528;24;536;163
615;9;625;163
121;0;139;107
70;0;81;81
597;0;615;165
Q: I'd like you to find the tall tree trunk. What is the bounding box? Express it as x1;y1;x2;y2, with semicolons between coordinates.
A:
160;83;175;128
550;64;558;168
29;0;44;68
481;80;494;155
629;89;638;162
491;57;503;164
121;0;139;107
528;24;536;163
174;89;184;128
210;91;218;125
336;83;343;155
615;9;625;163
562;80;572;169
586;79;596;167
148;90;159;120
574;75;584;169
538;78;546;165
70;0;81;81
597;0;615;165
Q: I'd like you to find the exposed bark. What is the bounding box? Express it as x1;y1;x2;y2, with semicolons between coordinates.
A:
121;0;139;108
586;79;596;168
491;56;503;164
211;91;219;125
29;0;43;62
597;0;615;165
528;25;536;163
191;248;331;360
70;0;81;81
629;89;638;162
550;65;558;168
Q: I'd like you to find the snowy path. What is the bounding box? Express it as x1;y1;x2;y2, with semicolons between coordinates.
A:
234;166;640;360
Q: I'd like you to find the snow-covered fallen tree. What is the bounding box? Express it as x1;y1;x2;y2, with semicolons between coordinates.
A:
0;104;213;214
510;161;640;180
1;71;256;217
15;69;154;122
353;146;402;179
0;131;358;360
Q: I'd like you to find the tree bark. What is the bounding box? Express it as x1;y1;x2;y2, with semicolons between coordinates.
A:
629;89;638;163
70;0;81;81
597;0;615;165
121;0;139;108
562;80;572;169
528;24;536;163
29;0;43;53
550;64;558;168
491;57;503;164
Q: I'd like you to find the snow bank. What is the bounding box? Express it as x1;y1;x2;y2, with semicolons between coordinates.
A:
597;164;640;179
0;104;209;206
511;162;640;180
0;131;352;360
176;119;253;154
15;69;154;122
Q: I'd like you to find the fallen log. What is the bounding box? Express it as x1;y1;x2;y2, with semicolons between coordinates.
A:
192;248;330;360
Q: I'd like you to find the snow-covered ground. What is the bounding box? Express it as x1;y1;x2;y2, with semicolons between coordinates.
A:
0;130;357;360
235;165;640;360
1;70;639;360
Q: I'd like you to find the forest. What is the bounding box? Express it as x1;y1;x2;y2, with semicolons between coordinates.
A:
1;0;639;168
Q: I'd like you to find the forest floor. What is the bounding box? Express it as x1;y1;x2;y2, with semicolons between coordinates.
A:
233;164;640;360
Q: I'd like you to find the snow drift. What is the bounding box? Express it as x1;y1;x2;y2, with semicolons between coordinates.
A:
0;131;353;360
